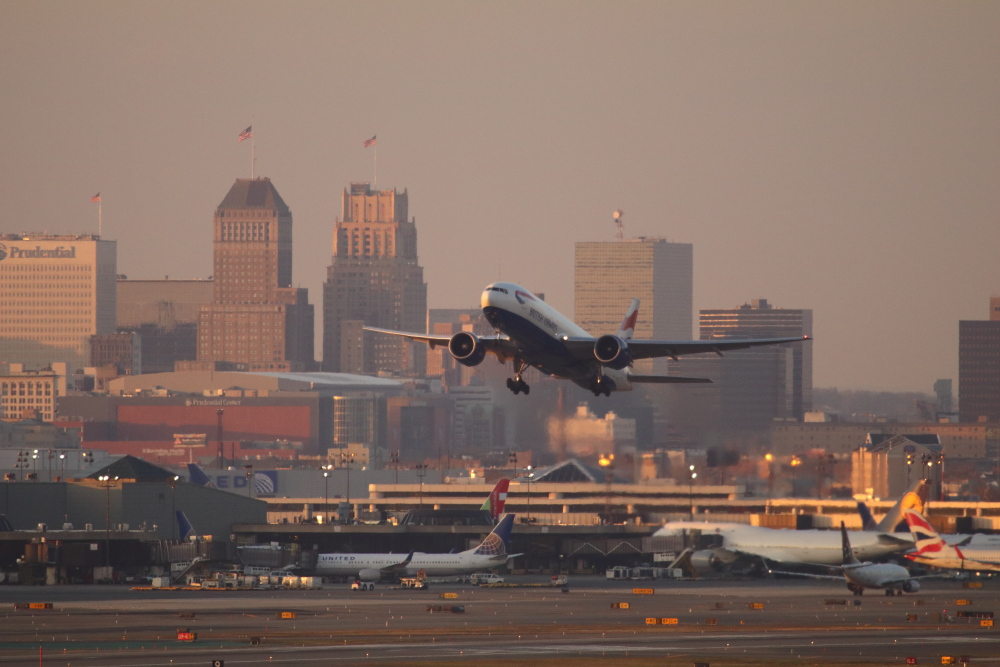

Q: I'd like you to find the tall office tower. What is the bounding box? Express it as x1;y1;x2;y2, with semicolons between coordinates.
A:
0;234;116;371
117;278;214;373
576;238;692;374
322;183;427;374
959;299;1000;422
699;298;813;420
187;178;314;372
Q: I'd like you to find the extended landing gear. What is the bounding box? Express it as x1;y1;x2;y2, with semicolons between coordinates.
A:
507;359;530;395
884;589;901;597
848;583;864;596
507;377;530;395
590;376;612;397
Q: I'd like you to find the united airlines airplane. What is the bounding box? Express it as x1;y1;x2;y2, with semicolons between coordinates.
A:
366;283;810;396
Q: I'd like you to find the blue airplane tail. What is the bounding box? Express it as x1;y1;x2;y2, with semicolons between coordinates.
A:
857;501;877;531
186;463;215;488
473;513;514;556
176;510;196;541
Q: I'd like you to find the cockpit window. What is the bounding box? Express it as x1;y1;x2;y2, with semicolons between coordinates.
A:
487;286;508;294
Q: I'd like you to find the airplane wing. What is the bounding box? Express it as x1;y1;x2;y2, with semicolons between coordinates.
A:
767;568;844;581
379;552;415;577
363;326;520;358
562;335;811;362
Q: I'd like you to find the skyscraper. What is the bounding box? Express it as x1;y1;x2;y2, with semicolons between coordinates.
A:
575;238;693;372
959;299;1000;423
0;233;116;371
184;178;314;372
323;183;427;374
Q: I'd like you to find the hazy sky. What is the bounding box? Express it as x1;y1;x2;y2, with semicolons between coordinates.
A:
3;2;999;392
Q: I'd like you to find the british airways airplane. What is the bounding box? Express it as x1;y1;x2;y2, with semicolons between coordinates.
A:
365;282;810;396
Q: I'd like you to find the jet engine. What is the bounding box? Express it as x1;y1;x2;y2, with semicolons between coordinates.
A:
449;331;487;367
688;549;727;576
358;568;382;582
594;334;632;370
902;579;920;593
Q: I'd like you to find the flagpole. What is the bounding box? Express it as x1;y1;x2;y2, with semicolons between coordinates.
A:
374;145;377;188
98;200;102;237
251;132;255;179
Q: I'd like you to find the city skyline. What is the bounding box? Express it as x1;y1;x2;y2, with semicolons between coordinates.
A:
3;3;1000;392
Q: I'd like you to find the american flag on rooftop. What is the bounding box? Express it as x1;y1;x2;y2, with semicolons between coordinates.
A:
91;193;101;203
238;126;252;143
364;135;376;148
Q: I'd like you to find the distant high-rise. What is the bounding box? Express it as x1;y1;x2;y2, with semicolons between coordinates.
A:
575;237;693;373
0;233;116;371
184;178;314;372
959;299;1000;422
700;298;813;421
322;183;427;374
117;278;213;373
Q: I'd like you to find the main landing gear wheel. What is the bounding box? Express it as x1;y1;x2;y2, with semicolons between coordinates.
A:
590;379;612;397
506;377;530;395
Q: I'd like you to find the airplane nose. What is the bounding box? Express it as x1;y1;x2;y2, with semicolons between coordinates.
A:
481;289;493;309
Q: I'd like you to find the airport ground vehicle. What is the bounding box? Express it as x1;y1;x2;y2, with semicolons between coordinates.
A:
468;572;505;585
351;579;375;591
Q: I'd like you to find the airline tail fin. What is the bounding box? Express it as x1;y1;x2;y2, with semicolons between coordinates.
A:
840;521;860;566
480;478;509;521
473;513;515;557
616;299;640;340
176;511;196;541
904;510;961;562
857;501;878;531
186;463;215;488
876;479;928;533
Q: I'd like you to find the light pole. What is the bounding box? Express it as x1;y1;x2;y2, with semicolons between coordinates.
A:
169;475;179;539
31;450;38;480
390;451;399;485
216;408;225;469
524;465;533;524
689;464;697;520
323;470;330;524
415;463;428;508
98;475;118;568
243;465;253;498
341;452;355;522
508;451;518;480
599;453;614;525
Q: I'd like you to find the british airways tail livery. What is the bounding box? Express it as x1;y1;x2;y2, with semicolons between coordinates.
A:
365;283;810;396
315;513;517;582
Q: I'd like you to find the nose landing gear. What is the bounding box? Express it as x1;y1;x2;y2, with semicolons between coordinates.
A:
507;359;530;395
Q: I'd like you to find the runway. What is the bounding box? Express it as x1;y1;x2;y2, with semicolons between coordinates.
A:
0;577;997;666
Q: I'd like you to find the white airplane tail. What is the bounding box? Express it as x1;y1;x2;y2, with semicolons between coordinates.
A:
904;510;962;562
616;299;640;340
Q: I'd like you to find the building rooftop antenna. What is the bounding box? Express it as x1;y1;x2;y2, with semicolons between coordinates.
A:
613;209;624;241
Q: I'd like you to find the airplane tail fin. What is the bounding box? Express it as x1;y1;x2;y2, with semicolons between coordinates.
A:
480;478;509;521
616;299;640;340
473;513;515;557
857;501;878;531
876;479;928;533
176;511;196;541
840;521;860;566
904;510;961;561
186;463;215;488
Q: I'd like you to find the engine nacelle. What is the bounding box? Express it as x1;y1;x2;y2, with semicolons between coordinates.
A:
902;579;920;593
594;334;632;370
358;568;382;582
449;331;487;367
688;548;727;576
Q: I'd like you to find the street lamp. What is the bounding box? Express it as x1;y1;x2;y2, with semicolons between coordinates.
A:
689;464;697;520
524;465;533;524
216;408;225;469
508;451;518;480
323;470;330;524
415;463;428;508
31;450;38;479
390;451;400;485
341;452;355;522
598;453;614;525
243;465;254;498
98;475;118;568
169;475;179;540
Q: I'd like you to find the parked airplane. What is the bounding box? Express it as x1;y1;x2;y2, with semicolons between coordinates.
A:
365;283;809;396
904;510;1000;572
654;479;927;573
314;513;516;582
481;478;509;522
771;522;922;596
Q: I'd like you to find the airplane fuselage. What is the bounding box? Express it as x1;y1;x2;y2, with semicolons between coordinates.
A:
907;546;1000;572
481;283;632;391
315;551;504;578
843;561;912;590
655;521;912;566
